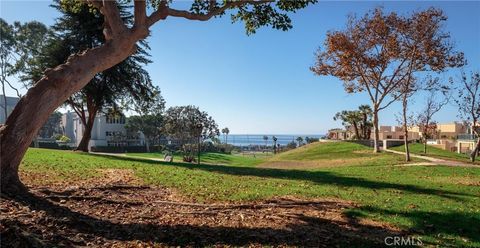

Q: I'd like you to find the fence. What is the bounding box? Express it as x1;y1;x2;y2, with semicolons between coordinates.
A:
457;134;479;140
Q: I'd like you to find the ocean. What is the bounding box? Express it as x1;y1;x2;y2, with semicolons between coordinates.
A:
218;134;325;146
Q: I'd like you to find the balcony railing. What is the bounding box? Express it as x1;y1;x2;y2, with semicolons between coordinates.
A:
457;134;479;140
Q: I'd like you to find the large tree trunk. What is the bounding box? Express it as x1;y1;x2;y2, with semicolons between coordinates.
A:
362;113;368;139
402;95;411;161
403;128;410;161
76;111;97;152
352;121;360;140
76;96;98;152
145;137;150;153
424;139;428;154
0;36;141;194
471;137;480;163
372;110;380;153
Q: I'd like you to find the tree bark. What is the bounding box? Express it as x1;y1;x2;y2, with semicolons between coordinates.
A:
402;95;411;161
403;129;410;161
352;121;360;140
471;136;480;163
76;96;98;152
362;113;369;140
372;110;380;153
0;35;143;194
145;137;150;153
76;111;97;152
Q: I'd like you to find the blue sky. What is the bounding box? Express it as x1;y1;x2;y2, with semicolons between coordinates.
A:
1;1;479;134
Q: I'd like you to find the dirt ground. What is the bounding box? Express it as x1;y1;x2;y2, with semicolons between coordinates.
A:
1;169;404;247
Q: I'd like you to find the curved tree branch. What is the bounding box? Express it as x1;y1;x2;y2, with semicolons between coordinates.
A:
147;0;273;26
133;0;147;28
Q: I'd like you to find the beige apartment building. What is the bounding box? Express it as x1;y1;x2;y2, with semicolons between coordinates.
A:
436;122;468;139
328;125;420;141
328;122;472;141
328;122;477;153
376;126;420;141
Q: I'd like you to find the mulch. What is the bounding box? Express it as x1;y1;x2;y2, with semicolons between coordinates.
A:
1;169;404;247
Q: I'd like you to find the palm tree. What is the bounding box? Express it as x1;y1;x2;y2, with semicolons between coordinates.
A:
358;105;373;139
221;127;230;144
296;136;303;147
334;110;362;139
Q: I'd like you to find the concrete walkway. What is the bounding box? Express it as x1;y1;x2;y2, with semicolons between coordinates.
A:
384;149;480;168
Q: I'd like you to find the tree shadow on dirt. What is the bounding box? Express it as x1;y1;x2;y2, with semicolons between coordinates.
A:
1;191;401;247
90;154;476;201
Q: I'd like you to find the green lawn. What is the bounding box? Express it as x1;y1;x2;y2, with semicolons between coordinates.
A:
391;143;479;164
20;144;480;247
270;141;422;167
127;151;266;167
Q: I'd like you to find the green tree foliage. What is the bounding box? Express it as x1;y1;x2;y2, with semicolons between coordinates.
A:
21;1;155;151
164;105;219;161
0;0;317;193
38;111;63;139
221;127;230;144
334;105;373;140
305;137;319;144
125;87;165;153
334;110;362;139
286;141;297;150
358;105;373;140
296;136;303;147
0;19;49;119
58;135;71;143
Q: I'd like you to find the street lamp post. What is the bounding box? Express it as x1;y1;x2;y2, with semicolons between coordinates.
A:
196;123;203;165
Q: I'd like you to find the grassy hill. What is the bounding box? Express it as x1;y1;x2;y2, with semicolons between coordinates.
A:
265;141;418;168
19;144;480;247
391;143;479;164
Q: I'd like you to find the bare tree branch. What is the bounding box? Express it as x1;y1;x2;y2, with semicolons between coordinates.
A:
4;78;21;97
101;0;127;36
148;0;272;26
133;0;147;28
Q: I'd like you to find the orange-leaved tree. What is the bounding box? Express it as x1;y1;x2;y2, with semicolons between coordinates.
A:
311;7;464;153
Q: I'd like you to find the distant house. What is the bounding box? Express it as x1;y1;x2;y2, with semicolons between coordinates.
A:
436;122;468;139
0;95;20;124
329;121;478;154
328;125;419;141
61;111;145;150
376;126;420;141
327;128;350;140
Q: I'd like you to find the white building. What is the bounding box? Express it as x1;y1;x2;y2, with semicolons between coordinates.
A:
0;95;20;124
61;111;144;150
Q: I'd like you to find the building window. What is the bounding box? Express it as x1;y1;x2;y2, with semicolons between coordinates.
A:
399;135;404;139
106;115;125;124
386;135;393;139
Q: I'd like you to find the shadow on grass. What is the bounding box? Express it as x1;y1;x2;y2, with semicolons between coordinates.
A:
1;192;396;247
346;205;480;245
89;153;476;201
